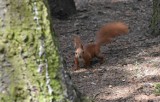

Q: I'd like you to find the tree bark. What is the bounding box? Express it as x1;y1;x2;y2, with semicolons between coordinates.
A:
151;0;160;36
48;0;77;19
0;0;90;102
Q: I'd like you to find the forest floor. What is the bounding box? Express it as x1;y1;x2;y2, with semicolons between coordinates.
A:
53;0;160;101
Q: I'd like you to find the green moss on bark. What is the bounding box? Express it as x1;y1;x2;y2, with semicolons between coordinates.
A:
0;0;64;101
151;0;160;36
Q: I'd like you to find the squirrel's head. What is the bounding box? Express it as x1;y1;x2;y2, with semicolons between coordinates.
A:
75;45;84;59
73;35;84;59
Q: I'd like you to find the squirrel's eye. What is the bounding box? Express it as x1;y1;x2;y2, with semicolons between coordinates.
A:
75;52;77;55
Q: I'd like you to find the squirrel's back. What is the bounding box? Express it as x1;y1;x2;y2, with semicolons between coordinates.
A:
96;22;129;45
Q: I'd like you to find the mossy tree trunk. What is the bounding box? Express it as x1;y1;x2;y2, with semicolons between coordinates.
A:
0;0;90;102
151;0;160;36
48;0;76;19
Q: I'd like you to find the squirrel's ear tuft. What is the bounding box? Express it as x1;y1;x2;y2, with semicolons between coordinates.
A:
80;44;84;49
73;35;83;48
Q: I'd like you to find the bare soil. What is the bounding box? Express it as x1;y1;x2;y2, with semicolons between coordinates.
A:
53;0;160;101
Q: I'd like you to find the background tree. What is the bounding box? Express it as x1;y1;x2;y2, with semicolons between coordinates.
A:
151;0;160;96
151;0;160;36
0;0;89;102
48;0;77;19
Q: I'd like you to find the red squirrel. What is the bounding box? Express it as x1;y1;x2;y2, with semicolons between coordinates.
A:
73;22;129;70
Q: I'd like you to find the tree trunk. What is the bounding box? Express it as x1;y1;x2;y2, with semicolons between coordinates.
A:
151;0;160;36
48;0;77;19
0;0;90;102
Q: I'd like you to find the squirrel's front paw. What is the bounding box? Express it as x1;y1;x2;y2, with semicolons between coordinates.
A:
73;66;79;71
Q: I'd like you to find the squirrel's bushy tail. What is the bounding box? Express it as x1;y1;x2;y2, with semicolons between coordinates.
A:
96;22;129;45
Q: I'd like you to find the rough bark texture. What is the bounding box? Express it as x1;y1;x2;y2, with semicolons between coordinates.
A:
151;0;160;36
0;0;90;102
48;0;77;19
